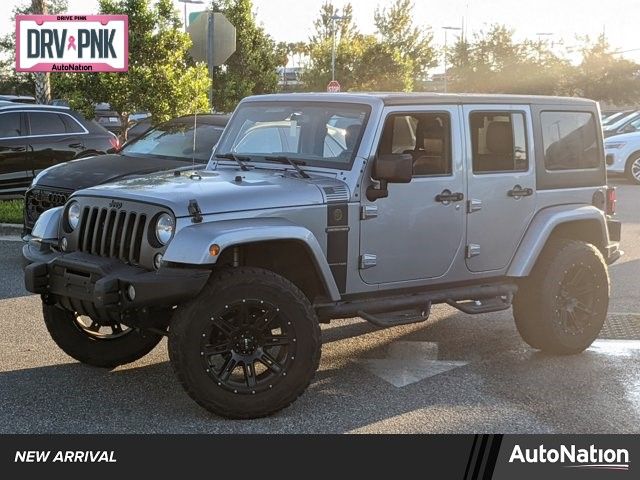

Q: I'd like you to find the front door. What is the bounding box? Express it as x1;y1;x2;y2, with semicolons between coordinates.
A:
463;105;536;272
360;106;465;284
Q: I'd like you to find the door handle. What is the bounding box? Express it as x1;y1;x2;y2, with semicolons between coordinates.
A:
68;142;84;149
10;146;26;152
435;189;465;204
507;185;533;198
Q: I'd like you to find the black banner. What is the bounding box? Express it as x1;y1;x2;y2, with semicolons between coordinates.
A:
0;435;636;478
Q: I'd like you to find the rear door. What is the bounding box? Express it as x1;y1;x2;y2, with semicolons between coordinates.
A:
0;111;29;196
26;111;87;175
464;105;536;272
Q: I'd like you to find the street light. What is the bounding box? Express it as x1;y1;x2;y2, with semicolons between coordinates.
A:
331;13;344;82
442;26;462;93
178;0;205;32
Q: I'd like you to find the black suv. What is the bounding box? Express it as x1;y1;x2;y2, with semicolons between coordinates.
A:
24;114;228;233
0;102;117;198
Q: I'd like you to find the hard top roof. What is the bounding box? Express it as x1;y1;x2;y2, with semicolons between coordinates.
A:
243;92;596;107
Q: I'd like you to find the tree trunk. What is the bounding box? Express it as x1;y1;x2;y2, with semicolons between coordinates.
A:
32;0;51;104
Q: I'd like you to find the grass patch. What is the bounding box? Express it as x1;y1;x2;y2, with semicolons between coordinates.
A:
0;199;23;224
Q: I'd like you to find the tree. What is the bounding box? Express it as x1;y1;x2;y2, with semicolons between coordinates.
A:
210;0;281;112
53;0;210;137
0;0;68;97
373;0;437;82
571;35;640;104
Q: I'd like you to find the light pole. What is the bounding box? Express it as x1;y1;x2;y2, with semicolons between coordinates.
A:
442;26;462;93
178;0;205;32
331;13;344;82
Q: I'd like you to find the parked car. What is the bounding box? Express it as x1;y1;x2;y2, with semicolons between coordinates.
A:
602;110;634;126
23;93;620;419
0;103;117;198
603;110;640;137
604;114;640;138
605;131;640;183
0;94;36;104
125;117;153;143
24;114;228;232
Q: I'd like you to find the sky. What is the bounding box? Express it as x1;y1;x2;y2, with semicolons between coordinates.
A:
3;0;640;69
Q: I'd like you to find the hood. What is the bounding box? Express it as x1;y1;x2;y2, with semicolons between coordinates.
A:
75;167;343;217
35;154;199;190
604;132;640;144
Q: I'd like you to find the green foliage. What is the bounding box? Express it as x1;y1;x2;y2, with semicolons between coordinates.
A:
0;200;23;225
0;0;68;95
304;0;435;92
210;0;281;113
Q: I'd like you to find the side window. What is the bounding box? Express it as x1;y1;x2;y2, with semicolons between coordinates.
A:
470;112;528;173
60;114;85;133
28;112;66;136
0;112;22;138
378;112;452;176
541;112;599;170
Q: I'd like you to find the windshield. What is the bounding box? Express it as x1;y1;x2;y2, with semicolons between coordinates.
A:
213;102;371;168
122;121;224;161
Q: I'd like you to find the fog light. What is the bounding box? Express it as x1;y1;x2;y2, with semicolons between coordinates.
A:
126;284;136;301
60;237;68;251
153;253;163;270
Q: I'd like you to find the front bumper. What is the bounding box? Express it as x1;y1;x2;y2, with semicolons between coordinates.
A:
23;243;210;313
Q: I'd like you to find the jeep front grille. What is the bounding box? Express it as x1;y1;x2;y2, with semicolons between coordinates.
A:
77;206;147;265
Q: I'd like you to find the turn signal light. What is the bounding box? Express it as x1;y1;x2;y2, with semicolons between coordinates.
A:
209;244;221;257
606;187;617;216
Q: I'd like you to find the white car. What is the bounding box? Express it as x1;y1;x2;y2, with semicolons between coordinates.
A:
605;131;640;184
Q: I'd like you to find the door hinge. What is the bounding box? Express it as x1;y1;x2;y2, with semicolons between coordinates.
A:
466;244;481;258
359;254;377;269
467;199;482;213
360;205;378;220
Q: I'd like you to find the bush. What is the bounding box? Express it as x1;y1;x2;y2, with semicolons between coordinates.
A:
0;200;23;224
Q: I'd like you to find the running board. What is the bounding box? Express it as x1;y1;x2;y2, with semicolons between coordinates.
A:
446;293;513;315
358;304;431;328
316;283;518;322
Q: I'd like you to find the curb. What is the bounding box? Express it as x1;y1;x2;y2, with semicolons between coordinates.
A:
0;223;23;237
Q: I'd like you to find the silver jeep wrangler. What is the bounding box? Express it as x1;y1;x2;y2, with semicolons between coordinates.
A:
24;93;622;418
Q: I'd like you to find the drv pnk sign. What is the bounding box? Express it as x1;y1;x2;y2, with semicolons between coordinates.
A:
16;15;128;72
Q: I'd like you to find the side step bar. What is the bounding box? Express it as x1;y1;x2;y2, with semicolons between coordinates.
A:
316;283;518;322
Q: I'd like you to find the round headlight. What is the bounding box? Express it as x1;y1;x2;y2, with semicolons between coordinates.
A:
155;213;174;246
67;201;81;230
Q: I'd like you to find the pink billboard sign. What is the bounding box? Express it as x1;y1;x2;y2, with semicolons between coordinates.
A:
16;14;128;73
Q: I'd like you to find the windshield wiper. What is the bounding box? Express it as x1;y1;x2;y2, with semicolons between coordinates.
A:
215;152;251;171
264;156;310;179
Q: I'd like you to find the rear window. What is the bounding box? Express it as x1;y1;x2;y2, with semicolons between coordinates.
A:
28;112;67;135
541;112;599;170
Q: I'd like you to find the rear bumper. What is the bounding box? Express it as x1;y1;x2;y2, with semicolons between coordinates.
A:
24;244;210;312
606;219;623;265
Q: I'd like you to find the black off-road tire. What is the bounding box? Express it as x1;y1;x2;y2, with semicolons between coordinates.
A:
168;267;321;419
512;239;609;354
43;304;163;368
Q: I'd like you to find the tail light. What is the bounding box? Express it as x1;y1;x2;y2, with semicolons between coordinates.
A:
109;135;120;151
606;187;617;216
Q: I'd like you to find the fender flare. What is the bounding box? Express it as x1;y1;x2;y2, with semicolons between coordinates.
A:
163;217;341;301
31;206;63;240
507;205;609;277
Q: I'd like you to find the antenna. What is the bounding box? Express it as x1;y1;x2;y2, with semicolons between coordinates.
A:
192;112;197;171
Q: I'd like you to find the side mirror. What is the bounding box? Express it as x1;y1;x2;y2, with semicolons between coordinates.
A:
367;153;413;201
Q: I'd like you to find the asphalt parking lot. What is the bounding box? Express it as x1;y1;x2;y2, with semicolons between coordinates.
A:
1;180;639;434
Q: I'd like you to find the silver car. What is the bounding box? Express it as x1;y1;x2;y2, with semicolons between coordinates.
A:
24;93;622;418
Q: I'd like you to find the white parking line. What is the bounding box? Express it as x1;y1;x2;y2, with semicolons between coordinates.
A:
0;235;22;242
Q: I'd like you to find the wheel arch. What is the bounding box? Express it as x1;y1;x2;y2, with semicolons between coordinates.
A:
162;218;341;302
507;205;609;277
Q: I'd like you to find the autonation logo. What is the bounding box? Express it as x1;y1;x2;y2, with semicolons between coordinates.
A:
509;444;630;471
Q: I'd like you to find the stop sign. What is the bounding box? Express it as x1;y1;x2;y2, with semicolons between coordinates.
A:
327;80;341;93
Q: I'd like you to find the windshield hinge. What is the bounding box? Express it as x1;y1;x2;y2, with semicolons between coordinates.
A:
188;199;203;224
